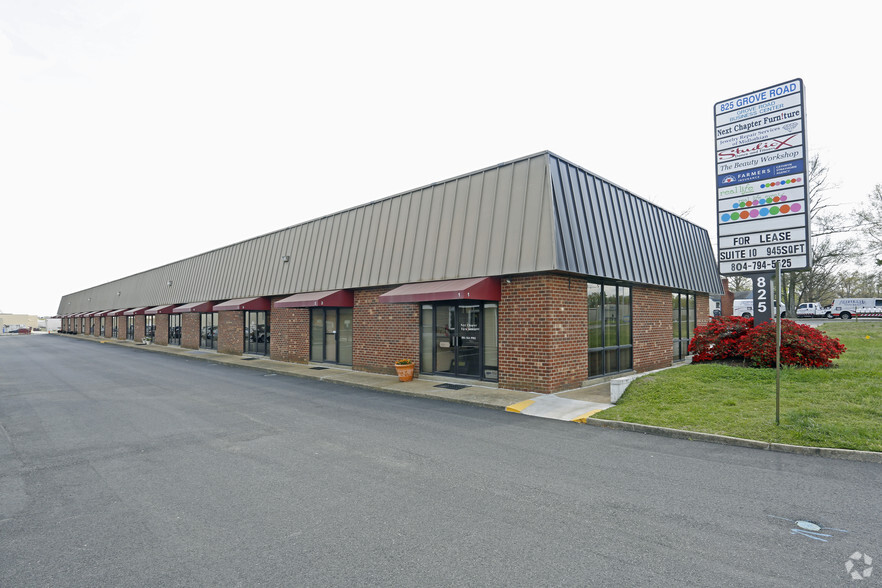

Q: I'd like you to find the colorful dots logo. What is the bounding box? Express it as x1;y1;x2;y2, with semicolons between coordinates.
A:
759;177;802;189
720;201;802;223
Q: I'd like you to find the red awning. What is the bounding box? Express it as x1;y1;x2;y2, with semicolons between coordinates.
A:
123;307;150;316
274;290;354;308
214;297;271;312
94;310;113;317
145;304;178;315
106;308;129;317
173;301;215;313
378;277;501;304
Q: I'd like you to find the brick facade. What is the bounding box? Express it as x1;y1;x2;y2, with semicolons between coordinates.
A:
181;312;200;350
498;274;589;394
269;299;309;363
218;311;244;355
155;314;169;345
133;315;145;341
631;285;673;372
352;287;420;376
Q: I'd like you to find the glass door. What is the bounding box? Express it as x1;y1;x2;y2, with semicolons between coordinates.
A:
455;305;481;378
433;304;482;379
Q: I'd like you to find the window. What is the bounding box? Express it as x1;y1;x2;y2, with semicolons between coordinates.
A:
200;312;218;349
145;316;155;339
168;314;181;345
673;292;697;360
126;317;134;340
588;282;632;377
112;316;118;338
309;308;352;365
89;317;95;335
419;302;497;381
244;311;269;355
99;317;105;337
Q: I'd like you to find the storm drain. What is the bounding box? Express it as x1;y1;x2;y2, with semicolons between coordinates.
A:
310;367;329;370
241;357;258;361
434;383;470;390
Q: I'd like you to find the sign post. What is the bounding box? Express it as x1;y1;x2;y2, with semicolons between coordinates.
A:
715;79;812;426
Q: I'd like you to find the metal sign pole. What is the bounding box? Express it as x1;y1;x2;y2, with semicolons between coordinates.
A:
775;262;782;426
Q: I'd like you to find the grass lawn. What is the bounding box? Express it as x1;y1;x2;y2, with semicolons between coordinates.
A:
593;320;882;452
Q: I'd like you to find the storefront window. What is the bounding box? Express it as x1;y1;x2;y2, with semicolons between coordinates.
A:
245;311;269;355
419;302;497;381
168;314;181;345
200;312;218;349
588;282;632;377
99;317;105;337
309;308;352;365
673;292;696;360
145;316;155;338
112;317;118;338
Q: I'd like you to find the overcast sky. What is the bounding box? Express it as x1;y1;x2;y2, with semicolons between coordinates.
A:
1;1;880;316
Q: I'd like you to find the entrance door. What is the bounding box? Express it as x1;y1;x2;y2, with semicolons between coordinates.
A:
434;304;482;379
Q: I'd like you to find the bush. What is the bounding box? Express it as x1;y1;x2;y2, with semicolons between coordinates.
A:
688;316;753;362
689;316;846;368
736;319;846;368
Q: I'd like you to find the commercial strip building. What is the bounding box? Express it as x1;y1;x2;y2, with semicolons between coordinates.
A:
56;152;722;393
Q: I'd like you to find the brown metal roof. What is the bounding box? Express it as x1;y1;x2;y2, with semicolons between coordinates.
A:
57;151;721;314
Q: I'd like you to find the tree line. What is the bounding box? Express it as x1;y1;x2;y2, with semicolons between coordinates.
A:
726;154;882;307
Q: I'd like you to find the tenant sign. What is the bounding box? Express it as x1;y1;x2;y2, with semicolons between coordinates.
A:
714;79;811;274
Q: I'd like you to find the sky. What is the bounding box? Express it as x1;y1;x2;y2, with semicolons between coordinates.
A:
1;1;880;316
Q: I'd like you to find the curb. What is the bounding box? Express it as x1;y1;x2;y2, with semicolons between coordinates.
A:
584;418;882;463
53;333;882;463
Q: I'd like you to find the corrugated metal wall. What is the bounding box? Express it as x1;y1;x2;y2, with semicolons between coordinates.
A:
548;154;721;295
58;152;722;314
58;153;559;314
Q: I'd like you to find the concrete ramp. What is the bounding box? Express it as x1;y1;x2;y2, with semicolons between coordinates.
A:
506;395;613;422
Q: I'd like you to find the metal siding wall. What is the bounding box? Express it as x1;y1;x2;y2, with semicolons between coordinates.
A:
547;153;720;294
58;152;722;315
472;170;496;277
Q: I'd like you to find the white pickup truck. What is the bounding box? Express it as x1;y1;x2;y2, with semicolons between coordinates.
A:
732;299;786;318
795;302;832;319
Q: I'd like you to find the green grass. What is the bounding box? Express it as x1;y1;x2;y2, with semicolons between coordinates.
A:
594;321;882;452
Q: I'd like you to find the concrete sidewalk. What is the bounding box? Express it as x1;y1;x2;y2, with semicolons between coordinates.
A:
60;333;614;422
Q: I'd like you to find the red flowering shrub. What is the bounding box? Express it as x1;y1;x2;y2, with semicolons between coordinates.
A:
688;316;753;362
735;319;846;368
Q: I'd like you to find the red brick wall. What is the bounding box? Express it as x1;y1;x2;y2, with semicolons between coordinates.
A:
155;314;169;345
218;311;244;355
632;286;673;372
118;317;127;340
133;315;145;341
696;296;710;329
353;287;419;376
181;313;200;350
498;274;589;394
721;277;734;317
269;299;309;363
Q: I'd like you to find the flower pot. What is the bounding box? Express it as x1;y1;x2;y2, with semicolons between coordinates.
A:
394;363;414;382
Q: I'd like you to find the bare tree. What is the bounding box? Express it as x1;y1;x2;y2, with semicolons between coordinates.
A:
855;184;882;265
782;154;859;309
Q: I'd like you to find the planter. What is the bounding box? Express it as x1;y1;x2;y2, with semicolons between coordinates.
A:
394;363;414;382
